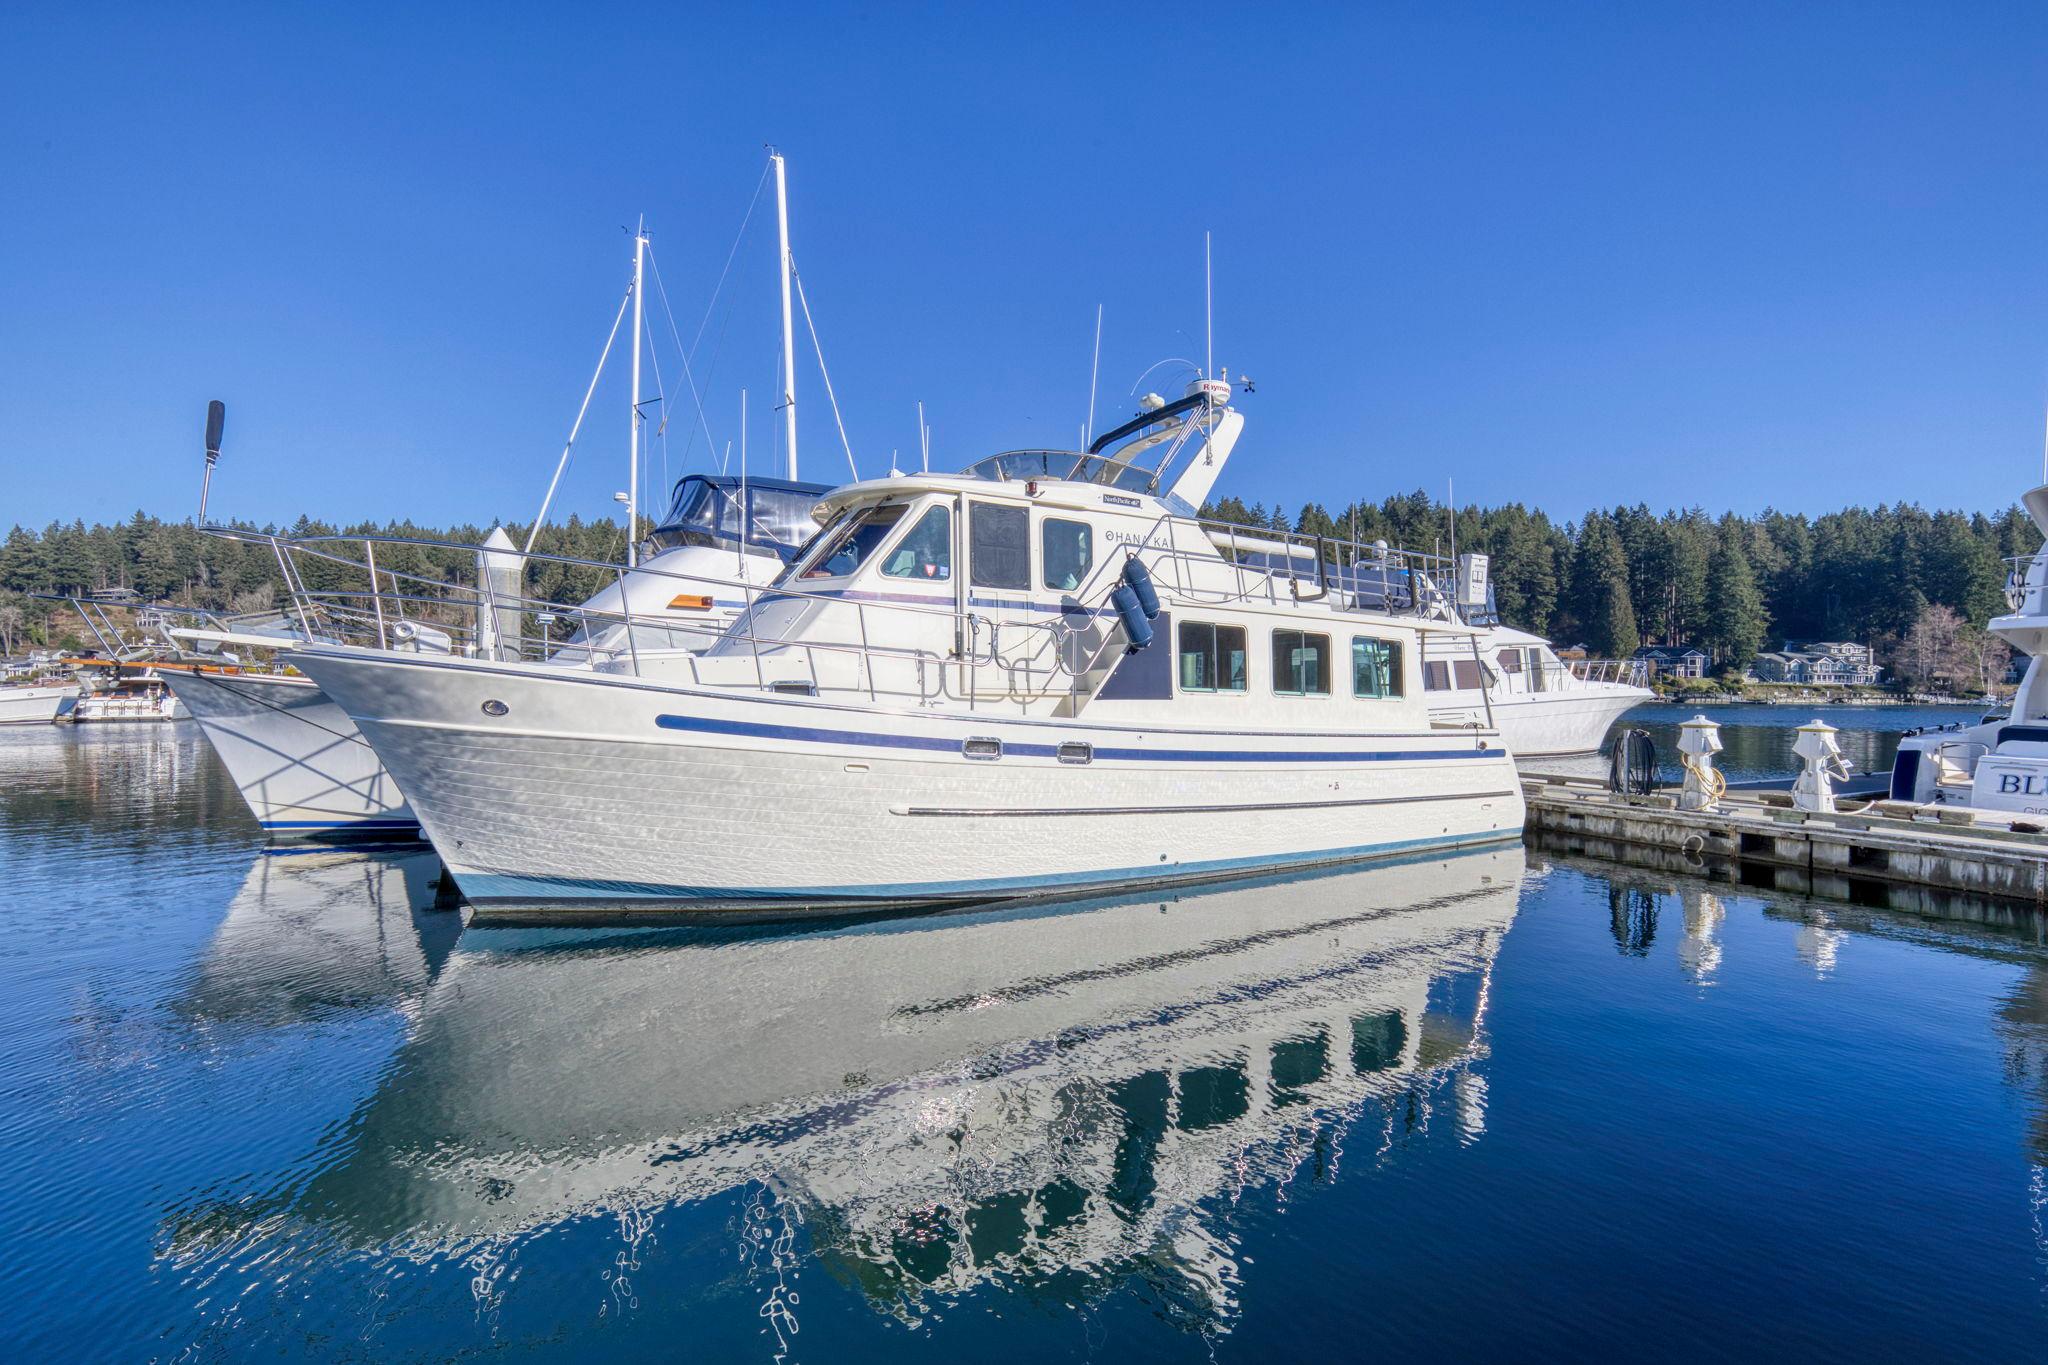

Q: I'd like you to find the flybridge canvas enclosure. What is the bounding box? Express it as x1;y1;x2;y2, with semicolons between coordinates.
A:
643;475;829;560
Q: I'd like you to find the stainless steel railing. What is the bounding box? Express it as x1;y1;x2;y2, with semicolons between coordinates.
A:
211;508;1478;712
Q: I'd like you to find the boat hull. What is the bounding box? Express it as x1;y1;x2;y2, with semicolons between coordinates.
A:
163;670;421;840
1430;686;1647;756
0;684;74;726
292;648;1526;914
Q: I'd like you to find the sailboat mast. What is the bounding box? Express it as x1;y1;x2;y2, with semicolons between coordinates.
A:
772;150;798;480
628;219;647;568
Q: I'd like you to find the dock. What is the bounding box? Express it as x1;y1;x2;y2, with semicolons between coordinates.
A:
1522;774;2048;906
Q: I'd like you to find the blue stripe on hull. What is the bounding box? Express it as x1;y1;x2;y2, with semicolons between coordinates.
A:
456;828;1519;906
653;712;1502;764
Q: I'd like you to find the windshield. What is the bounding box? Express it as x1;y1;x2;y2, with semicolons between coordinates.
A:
961;450;1156;495
643;477;825;560
784;504;909;581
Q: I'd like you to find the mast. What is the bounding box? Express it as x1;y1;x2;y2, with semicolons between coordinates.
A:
772;149;798;480
628;218;647;568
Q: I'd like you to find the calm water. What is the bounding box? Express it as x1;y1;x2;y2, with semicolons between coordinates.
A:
1529;699;1996;786
4;722;2046;1361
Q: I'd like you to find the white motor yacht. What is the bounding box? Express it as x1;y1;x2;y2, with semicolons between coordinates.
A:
1889;481;2048;812
1422;624;1650;756
1218;537;1647;754
292;379;1525;912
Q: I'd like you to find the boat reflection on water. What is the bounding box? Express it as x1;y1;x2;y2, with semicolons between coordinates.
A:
172;850;462;1034
169;845;1527;1334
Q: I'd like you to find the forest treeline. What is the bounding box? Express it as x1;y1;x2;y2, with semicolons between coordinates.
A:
0;496;2036;673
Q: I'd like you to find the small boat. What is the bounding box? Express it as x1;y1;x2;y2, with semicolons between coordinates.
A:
0;681;76;726
293;378;1526;913
1889;481;2048;812
69;668;185;723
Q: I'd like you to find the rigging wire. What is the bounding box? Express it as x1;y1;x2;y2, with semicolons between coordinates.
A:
644;244;724;482
789;256;858;482
523;281;634;555
688;159;771;363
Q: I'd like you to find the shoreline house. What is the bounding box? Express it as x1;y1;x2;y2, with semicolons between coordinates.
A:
1634;644;1709;680
1751;641;1882;686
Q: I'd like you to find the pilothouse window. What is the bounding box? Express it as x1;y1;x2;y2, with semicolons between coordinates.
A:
882;506;951;581
794;504;907;579
1041;518;1094;591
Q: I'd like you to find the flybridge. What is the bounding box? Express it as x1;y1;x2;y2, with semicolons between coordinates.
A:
962;376;1246;513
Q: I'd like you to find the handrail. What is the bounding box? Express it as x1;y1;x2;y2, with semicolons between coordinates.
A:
228;496;1489;713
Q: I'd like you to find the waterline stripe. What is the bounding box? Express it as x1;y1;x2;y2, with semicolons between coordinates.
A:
457;828;1519;904
653;712;1502;763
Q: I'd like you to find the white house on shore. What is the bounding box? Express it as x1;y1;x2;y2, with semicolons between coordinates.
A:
1633;644;1709;680
1751;641;1882;686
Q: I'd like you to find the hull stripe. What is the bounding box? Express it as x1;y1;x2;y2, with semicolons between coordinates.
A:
892;788;1519;817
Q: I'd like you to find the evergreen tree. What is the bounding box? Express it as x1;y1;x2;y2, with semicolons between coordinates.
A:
1704;513;1768;670
1570;514;1638;657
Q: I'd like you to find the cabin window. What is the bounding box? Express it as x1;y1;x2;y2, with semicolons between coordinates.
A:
1041;517;1094;591
1452;659;1484;690
1352;637;1403;699
1272;630;1331;696
881;505;951;581
1423;660;1453;691
969;502;1029;590
1495;648;1521;674
1178;621;1248;693
795;503;907;580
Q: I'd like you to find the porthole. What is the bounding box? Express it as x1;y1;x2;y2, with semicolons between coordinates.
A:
963;736;1003;760
1057;741;1093;765
481;699;509;717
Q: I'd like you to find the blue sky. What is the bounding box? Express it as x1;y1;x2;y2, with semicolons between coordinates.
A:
5;3;2047;533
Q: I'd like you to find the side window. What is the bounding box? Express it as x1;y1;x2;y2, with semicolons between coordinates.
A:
882;506;952;581
1352;637;1404;698
1272;630;1331;696
1178;622;1248;693
1041;517;1094;591
1495;648;1521;674
1452;659;1484;690
969;502;1029;590
1422;660;1453;691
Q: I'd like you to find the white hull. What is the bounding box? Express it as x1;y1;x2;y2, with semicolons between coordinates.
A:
294;648;1526;911
162;670;419;839
1429;686;1646;756
0;684;74;726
